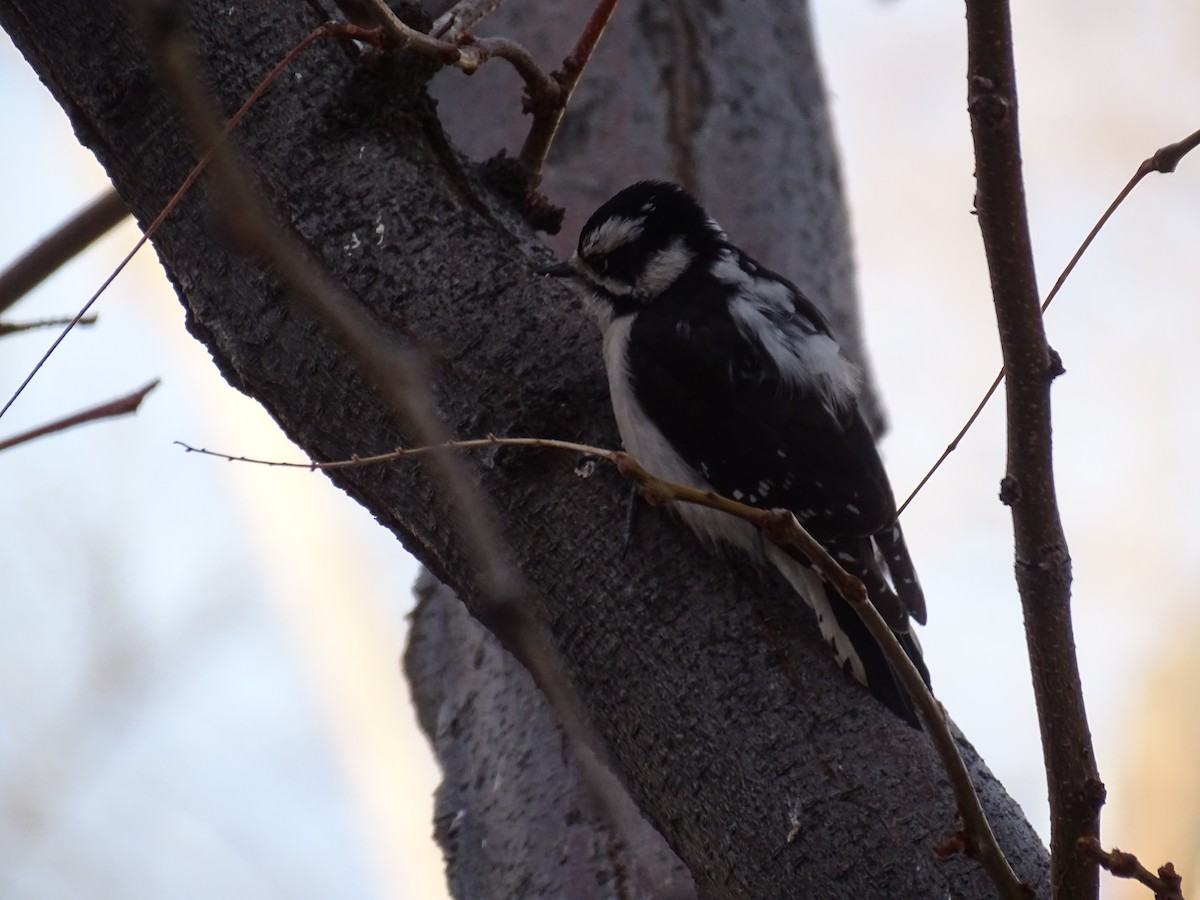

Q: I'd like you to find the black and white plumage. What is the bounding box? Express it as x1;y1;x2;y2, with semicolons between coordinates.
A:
546;181;930;726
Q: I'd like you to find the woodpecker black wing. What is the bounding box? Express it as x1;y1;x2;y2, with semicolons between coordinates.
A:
625;268;897;545
623;265;929;723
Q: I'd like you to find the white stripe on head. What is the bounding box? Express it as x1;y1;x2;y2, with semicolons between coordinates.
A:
581;215;646;257
569;251;636;300
634;238;694;298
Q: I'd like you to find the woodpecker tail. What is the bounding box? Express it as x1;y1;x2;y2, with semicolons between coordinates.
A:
764;542;930;728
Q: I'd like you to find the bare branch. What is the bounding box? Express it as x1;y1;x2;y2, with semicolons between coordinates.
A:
355;0;557;90
353;0;469;66
358;0;619;189
965;2;1101;898
0;189;128;315
0;380;158;452
0;314;97;336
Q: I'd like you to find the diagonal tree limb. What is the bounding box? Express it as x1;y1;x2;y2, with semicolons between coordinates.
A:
0;189;129;315
0;380;158;453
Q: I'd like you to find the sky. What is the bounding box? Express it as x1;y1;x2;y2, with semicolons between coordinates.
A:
2;2;1199;898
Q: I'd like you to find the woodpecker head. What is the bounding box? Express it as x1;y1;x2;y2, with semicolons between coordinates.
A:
544;181;726;301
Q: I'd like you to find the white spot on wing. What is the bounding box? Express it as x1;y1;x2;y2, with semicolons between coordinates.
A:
765;544;868;685
713;250;861;413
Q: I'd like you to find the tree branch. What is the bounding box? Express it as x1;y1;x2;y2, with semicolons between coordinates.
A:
964;3;1101;898
516;0;621;181
0;380;158;452
0;314;97;336
0;189;128;315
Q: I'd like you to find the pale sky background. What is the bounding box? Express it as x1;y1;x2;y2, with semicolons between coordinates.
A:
2;2;1198;898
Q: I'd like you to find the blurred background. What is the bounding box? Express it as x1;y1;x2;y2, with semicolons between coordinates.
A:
2;1;1197;897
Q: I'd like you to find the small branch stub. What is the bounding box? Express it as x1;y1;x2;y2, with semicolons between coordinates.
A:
998;474;1020;507
1078;837;1185;900
967;75;1010;129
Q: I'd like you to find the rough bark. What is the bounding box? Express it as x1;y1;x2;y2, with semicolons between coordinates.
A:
0;1;1051;897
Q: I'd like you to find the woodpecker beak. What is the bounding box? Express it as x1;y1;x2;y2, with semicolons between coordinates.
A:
539;258;579;278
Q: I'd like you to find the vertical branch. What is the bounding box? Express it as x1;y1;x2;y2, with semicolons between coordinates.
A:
963;3;1101;899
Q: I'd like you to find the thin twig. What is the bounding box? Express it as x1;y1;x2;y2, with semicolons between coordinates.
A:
469;35;560;100
352;0;614;186
177;434;855;590
899;124;1200;516
0;380;159;453
966;3;1100;899
0;189;129;315
0;314;98;336
176;431;1020;889
1078;838;1185;900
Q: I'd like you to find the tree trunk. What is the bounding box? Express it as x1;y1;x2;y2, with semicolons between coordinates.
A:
0;0;1050;896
